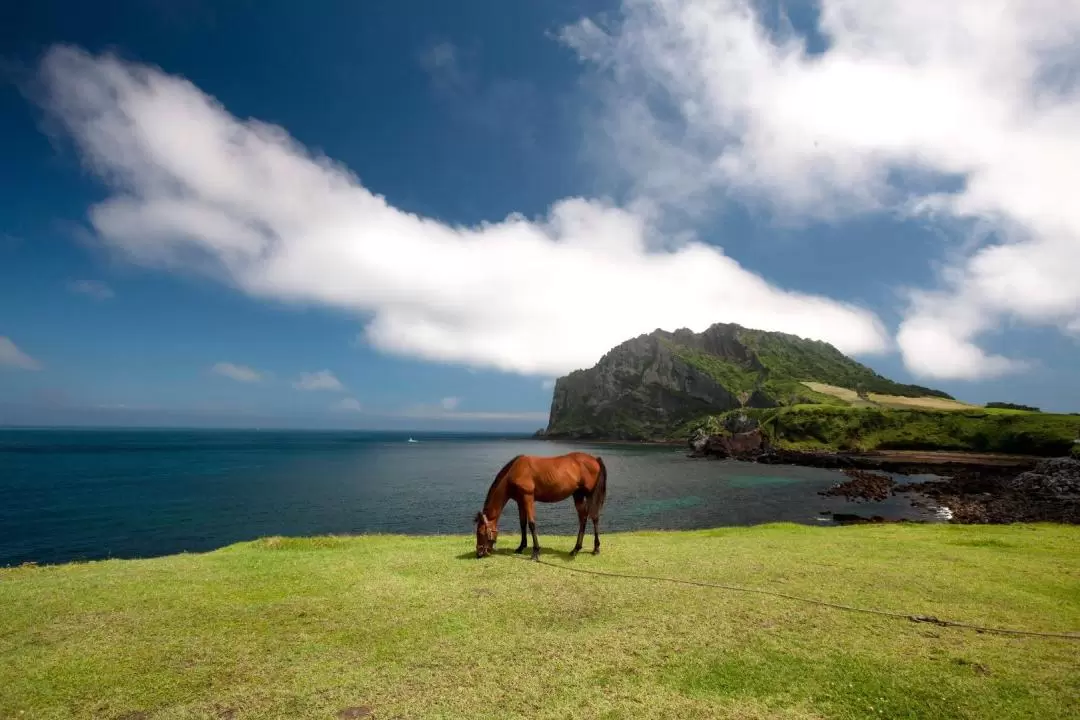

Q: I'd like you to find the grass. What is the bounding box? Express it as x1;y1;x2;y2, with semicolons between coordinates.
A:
668;344;759;395
801;382;977;411
2;525;1078;719
684;405;1080;456
734;329;953;400
867;394;979;411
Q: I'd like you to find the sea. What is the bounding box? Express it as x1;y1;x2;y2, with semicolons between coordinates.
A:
0;428;941;567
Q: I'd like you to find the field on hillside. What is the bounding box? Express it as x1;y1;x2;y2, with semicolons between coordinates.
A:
801;382;977;411
2;526;1078;719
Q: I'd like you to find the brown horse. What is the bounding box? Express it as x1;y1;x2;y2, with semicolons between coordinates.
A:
474;452;607;560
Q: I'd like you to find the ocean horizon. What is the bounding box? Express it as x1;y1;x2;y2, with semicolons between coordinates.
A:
1;427;940;567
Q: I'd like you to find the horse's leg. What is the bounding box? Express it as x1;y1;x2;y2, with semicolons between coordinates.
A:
514;499;527;554
590;514;601;555
524;494;540;561
570;491;587;556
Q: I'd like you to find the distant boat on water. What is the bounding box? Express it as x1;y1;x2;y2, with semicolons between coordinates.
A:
407;437;419;443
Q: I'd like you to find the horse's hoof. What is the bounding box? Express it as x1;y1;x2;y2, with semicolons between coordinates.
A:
514;546;525;554
531;551;540;562
569;548;580;557
592;548;600;555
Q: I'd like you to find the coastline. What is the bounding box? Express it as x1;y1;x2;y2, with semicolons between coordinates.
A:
539;434;1046;466
541;434;1079;525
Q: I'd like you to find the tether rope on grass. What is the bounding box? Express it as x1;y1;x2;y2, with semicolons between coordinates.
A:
514;556;1080;641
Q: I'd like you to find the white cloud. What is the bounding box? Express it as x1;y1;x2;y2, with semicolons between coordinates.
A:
334;397;363;412
440;396;461;410
211;361;264;383
67;279;114;300
0;336;41;371
293;370;345;392
560;0;1080;380
36;44;889;379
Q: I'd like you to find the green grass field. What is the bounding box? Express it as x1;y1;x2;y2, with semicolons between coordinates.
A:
2;525;1078;719
801;382;978;411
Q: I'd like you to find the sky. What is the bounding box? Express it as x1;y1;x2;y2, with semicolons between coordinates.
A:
1;0;1079;430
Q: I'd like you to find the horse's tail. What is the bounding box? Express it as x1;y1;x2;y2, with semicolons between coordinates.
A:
588;455;607;518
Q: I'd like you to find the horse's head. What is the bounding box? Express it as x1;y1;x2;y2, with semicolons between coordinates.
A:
474;511;497;558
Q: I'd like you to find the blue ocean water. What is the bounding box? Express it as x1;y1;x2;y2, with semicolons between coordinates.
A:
0;428;937;566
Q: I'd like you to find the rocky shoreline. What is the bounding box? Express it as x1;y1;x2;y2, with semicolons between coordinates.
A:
684;424;1080;525
537;425;1080;525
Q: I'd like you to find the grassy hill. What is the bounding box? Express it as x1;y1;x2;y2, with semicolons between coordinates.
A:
2;526;1078;719
684;405;1080;456
801;382;977;411
661;327;955;409
733;328;953;400
545;323;972;441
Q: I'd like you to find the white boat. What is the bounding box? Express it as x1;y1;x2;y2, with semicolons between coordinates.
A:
407;437;419;443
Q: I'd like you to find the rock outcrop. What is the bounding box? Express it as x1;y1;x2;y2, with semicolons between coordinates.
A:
1006;457;1080;498
544;330;745;440
690;428;772;460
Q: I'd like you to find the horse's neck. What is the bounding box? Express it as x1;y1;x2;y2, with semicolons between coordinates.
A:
483;476;510;523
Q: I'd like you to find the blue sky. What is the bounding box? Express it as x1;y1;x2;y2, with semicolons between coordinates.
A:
2;0;1079;429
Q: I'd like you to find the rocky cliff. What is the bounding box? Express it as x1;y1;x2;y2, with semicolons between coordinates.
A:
543;322;951;440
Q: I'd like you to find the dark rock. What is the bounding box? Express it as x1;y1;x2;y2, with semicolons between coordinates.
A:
688;427;711;454
545;329;742;440
1006;457;1080;497
694;428;771;460
892;456;1080;524
723;411;760;434
820;469;895;502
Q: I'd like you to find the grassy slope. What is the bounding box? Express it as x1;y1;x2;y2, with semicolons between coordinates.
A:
734;329;953;400
801;382;976;411
2;526;1078;719
683;405;1080;455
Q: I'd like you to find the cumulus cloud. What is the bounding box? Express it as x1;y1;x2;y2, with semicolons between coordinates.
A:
561;0;1080;380
67;279;114;300
0;336;42;371
211;361;264;383
293;370;345;392
35;44;889;378
334;397;363;412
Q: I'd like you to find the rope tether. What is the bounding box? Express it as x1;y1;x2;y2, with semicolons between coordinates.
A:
515;556;1080;641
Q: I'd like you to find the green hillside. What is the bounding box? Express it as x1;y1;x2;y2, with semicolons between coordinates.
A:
682;405;1080;456
545;323;966;441
734;328;952;399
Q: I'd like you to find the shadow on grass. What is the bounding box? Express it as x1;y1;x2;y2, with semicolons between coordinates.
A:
453;545;589;562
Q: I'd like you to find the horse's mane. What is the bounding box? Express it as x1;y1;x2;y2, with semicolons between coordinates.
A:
481;454;524;513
